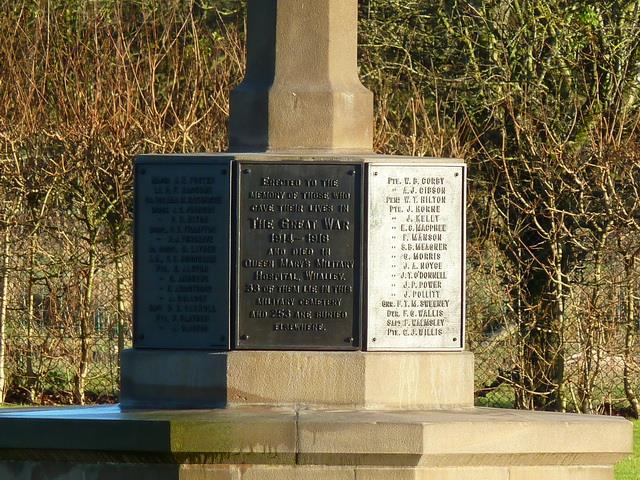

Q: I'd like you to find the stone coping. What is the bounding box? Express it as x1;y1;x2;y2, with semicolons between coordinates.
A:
0;406;631;468
135;153;463;164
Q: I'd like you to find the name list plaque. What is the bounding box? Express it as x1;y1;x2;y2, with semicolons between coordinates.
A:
236;162;361;350
366;163;466;351
134;158;231;349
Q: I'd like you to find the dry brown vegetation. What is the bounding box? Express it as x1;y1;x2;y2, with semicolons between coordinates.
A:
0;0;639;414
0;0;244;404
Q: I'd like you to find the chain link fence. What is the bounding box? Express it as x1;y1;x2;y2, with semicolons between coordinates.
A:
2;242;638;415
0;202;638;413
6;326;638;413
2;238;132;405
473;335;640;414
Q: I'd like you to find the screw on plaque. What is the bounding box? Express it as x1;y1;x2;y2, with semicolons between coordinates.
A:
372;337;377;342
453;338;458;342
374;171;379;176
455;172;460;177
345;337;354;343
240;334;250;340
243;168;251;174
348;170;356;175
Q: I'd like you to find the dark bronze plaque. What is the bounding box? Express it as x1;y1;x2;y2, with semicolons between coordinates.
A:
134;156;231;349
236;163;361;350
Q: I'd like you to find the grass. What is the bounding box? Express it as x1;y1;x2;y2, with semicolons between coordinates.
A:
0;402;32;409
475;384;516;409
616;420;640;480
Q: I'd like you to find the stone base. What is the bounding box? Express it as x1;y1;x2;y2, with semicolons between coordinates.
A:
0;463;616;480
120;350;475;410
0;406;631;479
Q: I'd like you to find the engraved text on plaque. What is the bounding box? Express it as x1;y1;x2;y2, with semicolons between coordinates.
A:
134;159;231;349
236;163;361;350
366;164;465;351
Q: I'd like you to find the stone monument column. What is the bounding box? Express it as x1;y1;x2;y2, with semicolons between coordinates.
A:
229;0;374;152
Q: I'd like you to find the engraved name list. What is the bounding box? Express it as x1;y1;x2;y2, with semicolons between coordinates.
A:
367;164;465;351
134;161;231;349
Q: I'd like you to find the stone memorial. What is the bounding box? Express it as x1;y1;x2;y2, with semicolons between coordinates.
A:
0;0;632;479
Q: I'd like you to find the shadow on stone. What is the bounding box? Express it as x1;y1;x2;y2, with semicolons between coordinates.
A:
228;0;276;151
120;350;228;410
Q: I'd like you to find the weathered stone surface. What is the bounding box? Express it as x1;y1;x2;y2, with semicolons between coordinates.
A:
120;349;229;409
180;465;239;480
229;0;373;152
240;466;354;480
355;467;614;480
0;406;630;468
362;352;474;409
509;466;613;480
355;467;509;480
120;350;475;410
0;464;620;480
296;408;632;467
0;406;297;464
0;462;180;480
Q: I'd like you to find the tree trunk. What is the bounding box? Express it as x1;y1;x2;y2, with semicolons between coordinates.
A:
0;224;9;403
112;227;126;369
74;240;96;405
579;247;606;414
115;254;125;368
551;238;566;412
623;254;640;418
514;236;566;411
25;238;36;403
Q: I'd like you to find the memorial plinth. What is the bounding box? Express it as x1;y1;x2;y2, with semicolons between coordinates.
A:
0;0;632;479
120;350;475;410
0;406;632;479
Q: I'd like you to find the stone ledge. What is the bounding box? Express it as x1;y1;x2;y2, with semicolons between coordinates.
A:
120;350;475;410
0;406;631;468
135;153;463;164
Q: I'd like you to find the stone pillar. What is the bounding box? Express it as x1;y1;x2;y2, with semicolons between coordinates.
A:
229;0;374;153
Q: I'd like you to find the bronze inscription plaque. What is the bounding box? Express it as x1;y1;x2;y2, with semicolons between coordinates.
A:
134;158;231;349
236;163;361;350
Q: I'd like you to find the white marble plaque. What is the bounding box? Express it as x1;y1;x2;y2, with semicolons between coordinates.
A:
366;164;466;351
